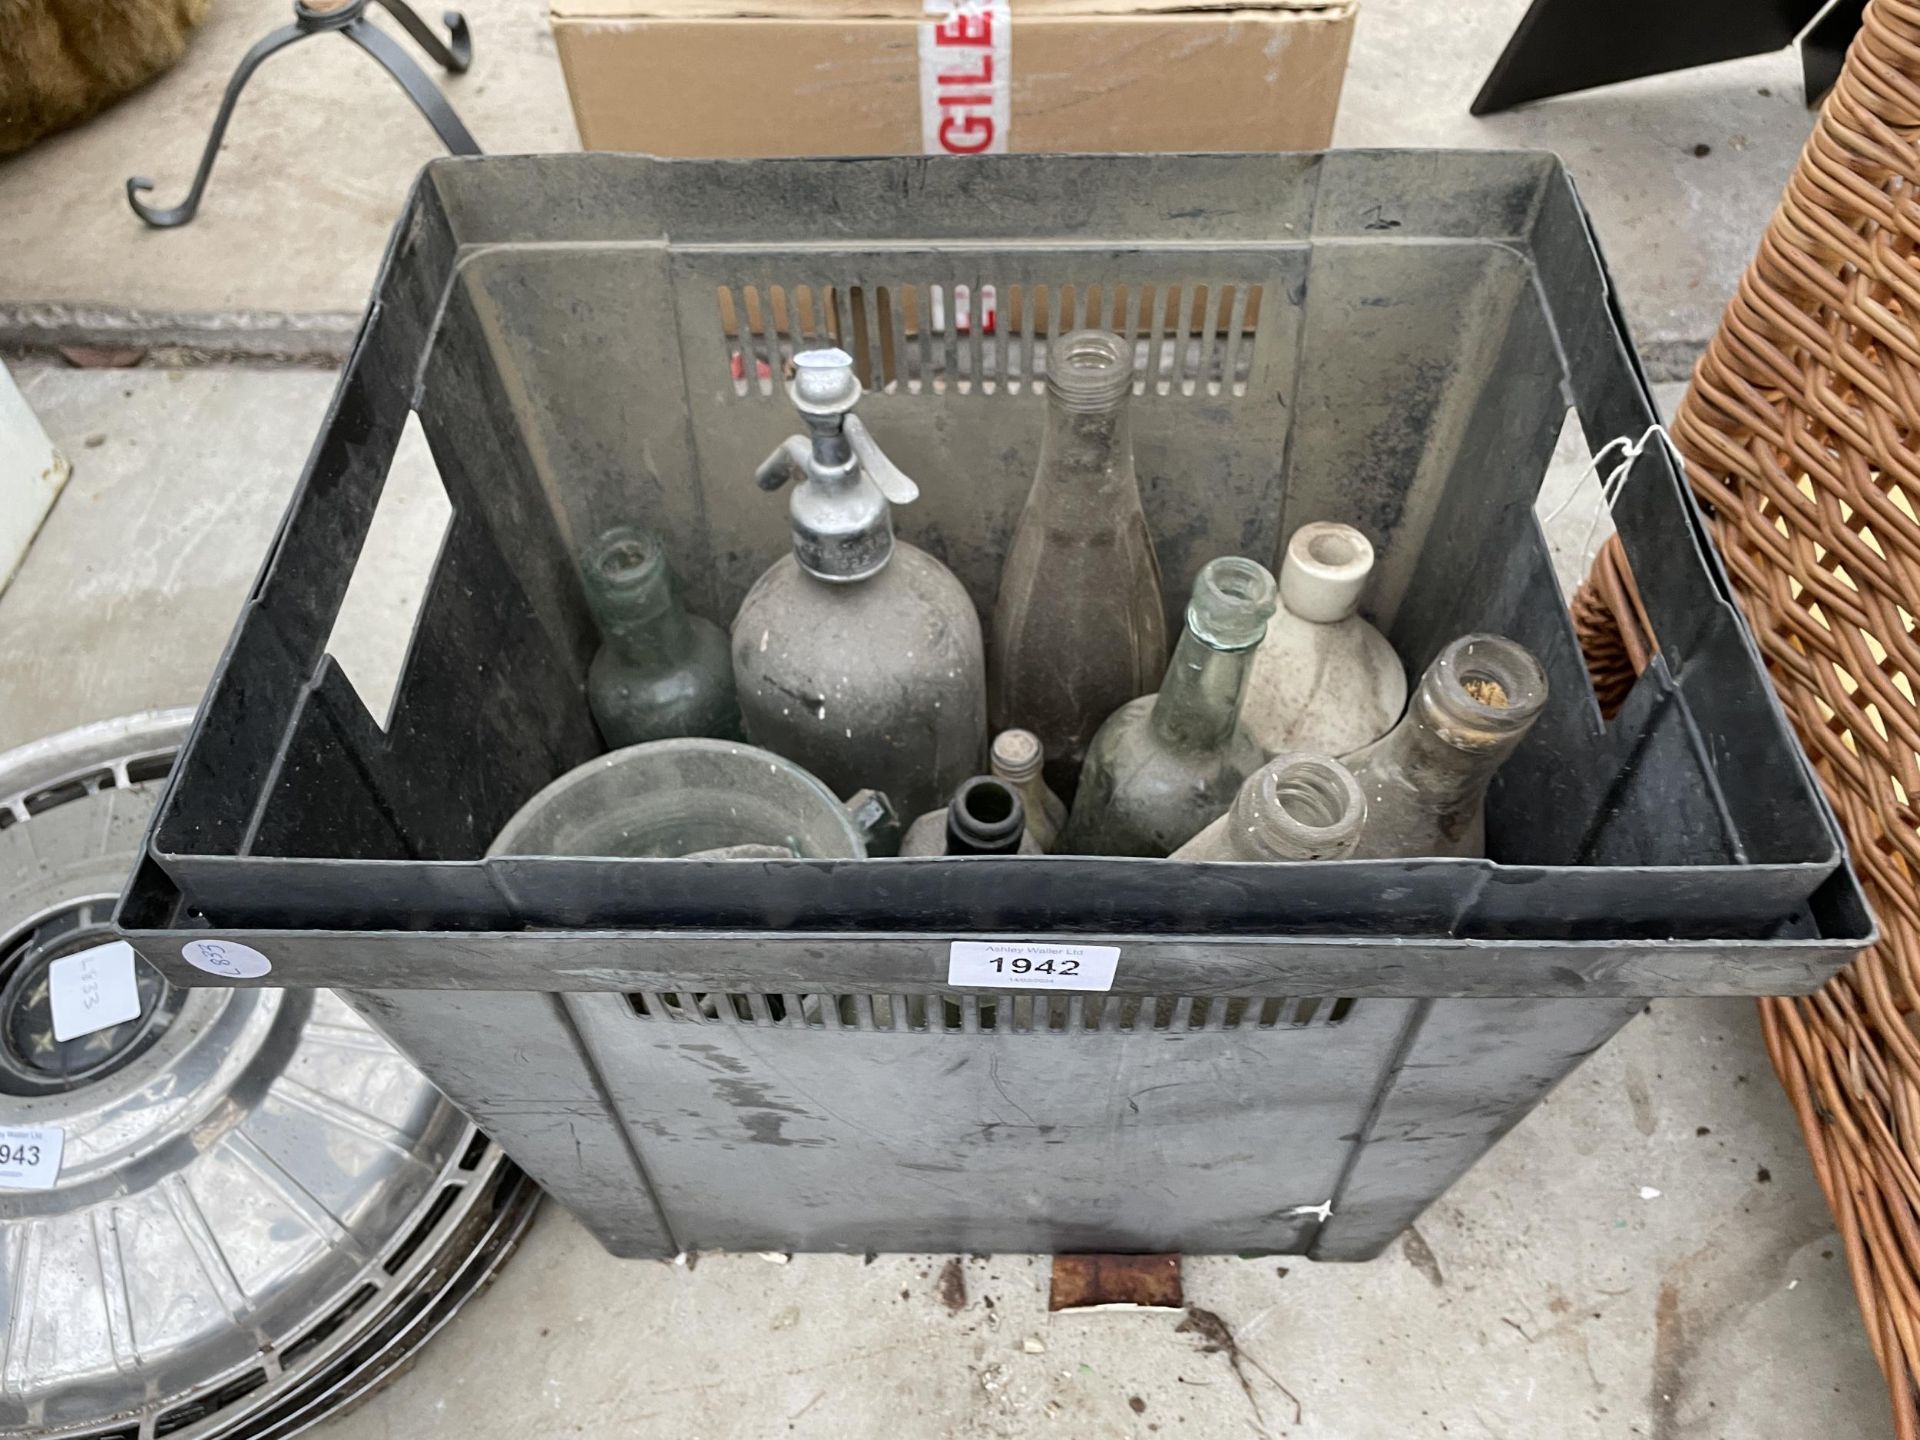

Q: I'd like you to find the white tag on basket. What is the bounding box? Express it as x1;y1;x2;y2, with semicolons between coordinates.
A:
948;940;1120;991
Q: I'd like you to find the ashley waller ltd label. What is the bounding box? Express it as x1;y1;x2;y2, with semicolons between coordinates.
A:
948;941;1120;992
919;0;1011;156
0;1126;64;1191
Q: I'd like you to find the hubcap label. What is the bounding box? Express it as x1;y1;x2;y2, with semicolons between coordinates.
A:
0;1125;63;1190
180;940;273;979
49;942;143;1043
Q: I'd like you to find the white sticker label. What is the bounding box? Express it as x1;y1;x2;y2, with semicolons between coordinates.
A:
180;939;273;979
919;0;1011;156
48;941;143;1043
948;940;1120;991
0;1126;64;1191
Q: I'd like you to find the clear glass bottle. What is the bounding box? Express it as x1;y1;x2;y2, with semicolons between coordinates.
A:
1242;522;1407;758
731;348;987;823
1345;633;1549;859
583;525;740;748
989;329;1167;795
1058;556;1278;857
1172;753;1366;861
899;776;1043;855
989;728;1067;852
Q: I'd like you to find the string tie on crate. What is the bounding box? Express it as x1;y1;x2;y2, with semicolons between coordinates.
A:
1540;422;1675;565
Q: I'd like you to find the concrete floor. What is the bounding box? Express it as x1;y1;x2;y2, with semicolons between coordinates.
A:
0;361;1888;1436
1;0;1807;373
0;1;1889;1434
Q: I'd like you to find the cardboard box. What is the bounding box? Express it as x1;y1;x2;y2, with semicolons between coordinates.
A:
551;0;1356;158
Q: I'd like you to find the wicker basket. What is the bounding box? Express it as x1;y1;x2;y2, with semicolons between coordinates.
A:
1572;4;1920;1431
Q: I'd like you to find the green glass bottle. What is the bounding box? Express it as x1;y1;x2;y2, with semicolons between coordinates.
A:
583;525;740;748
1059;556;1278;857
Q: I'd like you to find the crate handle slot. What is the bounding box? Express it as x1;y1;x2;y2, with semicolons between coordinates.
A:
320;410;453;733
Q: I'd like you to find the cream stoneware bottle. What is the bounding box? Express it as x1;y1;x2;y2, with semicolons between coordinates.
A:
1242;521;1406;759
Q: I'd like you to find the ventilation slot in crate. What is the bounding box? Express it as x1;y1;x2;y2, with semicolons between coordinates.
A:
628;990;1351;1033
716;281;1263;400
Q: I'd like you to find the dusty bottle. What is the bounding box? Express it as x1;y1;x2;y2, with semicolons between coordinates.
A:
731;348;987;822
1242;522;1406;758
1172;753;1366;862
899;776;1044;856
989;728;1067;852
1346;633;1549;859
1059;556;1279;857
989;329;1167;793
583;524;740;748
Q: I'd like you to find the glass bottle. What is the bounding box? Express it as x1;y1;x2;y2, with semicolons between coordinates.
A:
989;728;1067;852
1172;753;1366;861
899;776;1043;855
1241;521;1407;758
732;348;987;823
1058;556;1278;857
583;524;740;748
1345;633;1549;859
989;329;1167;795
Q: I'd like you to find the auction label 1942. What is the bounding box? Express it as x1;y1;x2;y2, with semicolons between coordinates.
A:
947;941;1120;992
0;1126;64;1191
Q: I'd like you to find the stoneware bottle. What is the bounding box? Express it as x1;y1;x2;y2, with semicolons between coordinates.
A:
1346;633;1549;859
899;775;1044;856
731;348;987;823
1172;752;1366;862
989;728;1067;853
1059;555;1278;857
988;329;1167;794
1242;521;1406;758
583;524;741;748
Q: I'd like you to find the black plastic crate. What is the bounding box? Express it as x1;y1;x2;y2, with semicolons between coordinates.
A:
116;152;1872;1260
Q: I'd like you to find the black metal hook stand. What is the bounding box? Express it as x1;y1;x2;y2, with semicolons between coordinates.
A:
127;0;480;229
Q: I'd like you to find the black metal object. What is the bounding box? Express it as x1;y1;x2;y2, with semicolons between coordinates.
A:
126;0;478;229
1471;0;1843;116
110;153;1875;1262
112;150;1868;966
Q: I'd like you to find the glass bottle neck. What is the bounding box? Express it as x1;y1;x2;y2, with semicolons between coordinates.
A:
1037;394;1134;498
944;777;1026;855
1371;685;1528;804
1150;627;1256;752
584;543;695;662
1228;755;1365;861
601;602;694;660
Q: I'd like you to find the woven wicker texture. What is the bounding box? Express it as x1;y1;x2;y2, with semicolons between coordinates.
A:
1572;7;1920;1429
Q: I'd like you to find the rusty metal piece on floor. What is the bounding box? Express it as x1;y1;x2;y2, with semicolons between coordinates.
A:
1049;1254;1184;1312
